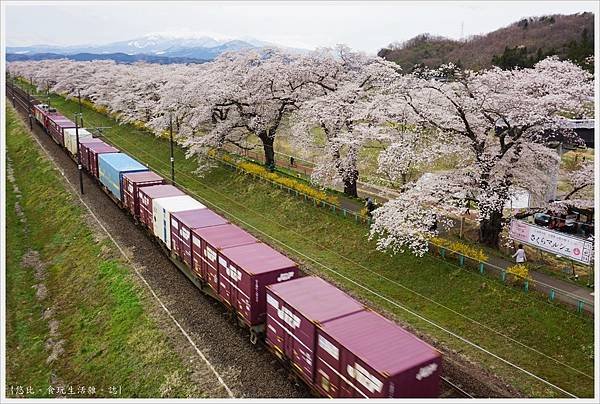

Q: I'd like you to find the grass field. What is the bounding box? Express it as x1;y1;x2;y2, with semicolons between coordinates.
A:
12;82;596;398
5;104;210;398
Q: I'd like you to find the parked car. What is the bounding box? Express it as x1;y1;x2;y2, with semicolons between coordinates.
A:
533;212;551;226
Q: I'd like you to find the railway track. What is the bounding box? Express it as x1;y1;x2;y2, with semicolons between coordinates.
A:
7;82;481;399
440;376;474;398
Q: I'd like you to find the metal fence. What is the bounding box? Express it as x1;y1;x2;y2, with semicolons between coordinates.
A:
429;244;594;315
215;153;373;225
233;144;315;176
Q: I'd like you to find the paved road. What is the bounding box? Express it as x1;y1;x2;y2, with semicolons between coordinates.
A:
487;255;593;314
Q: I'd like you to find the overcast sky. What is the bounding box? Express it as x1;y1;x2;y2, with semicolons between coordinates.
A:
4;1;597;52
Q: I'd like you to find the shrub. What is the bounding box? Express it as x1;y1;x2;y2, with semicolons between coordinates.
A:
430;237;489;262
236;160;340;206
79;98;109;115
507;263;531;285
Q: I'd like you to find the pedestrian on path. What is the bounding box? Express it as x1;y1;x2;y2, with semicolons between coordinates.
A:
512;244;527;263
365;197;376;217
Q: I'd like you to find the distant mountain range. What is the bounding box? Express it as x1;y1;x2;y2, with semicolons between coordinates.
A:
378;12;594;71
6;33;307;64
6;52;207;64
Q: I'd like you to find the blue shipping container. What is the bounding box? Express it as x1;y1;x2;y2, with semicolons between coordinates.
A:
98;153;148;201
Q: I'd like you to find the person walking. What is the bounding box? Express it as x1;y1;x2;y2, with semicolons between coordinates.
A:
365;197;375;217
512;244;527;264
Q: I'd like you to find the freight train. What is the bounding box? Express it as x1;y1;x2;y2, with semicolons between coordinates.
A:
14;93;443;398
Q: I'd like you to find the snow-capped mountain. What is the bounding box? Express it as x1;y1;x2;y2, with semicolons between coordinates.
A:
7;33;308;61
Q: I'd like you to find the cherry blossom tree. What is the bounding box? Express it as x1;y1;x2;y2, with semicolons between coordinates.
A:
182;48;342;170
8;60;199;129
514;156;594;222
9;55;593;253
563;158;594;200
290;47;401;196
372;58;594;253
146;64;205;135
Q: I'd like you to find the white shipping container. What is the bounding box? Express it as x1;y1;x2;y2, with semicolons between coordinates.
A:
64;128;93;156
152;195;206;249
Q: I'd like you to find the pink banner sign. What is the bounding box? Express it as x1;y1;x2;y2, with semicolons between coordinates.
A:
509;220;593;265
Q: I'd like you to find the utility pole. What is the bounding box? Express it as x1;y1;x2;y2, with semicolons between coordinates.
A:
27;87;33;129
169;112;175;184
11;76;16;107
78;89;84;127
75;113;84;194
46;80;51;107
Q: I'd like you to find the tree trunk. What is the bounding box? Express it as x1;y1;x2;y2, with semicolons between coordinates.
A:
343;175;358;198
332;146;359;198
479;210;503;248
259;133;276;171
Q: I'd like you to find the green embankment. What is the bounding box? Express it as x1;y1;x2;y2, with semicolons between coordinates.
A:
5;104;209;398
13;83;595;398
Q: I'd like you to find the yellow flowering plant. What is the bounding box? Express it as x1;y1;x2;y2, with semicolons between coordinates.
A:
430;237;489;262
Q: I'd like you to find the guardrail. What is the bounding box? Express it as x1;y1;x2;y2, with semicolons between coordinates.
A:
429;244;593;315
214;152;373;225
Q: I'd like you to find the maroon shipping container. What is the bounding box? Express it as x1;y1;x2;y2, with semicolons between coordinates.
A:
42;112;62;131
122;171;165;217
191;224;258;296
314;310;441;398
47;116;76;145
266;277;365;385
76;138;103;164
137;185;186;228
218;243;300;326
170;209;229;269
80;141;119;178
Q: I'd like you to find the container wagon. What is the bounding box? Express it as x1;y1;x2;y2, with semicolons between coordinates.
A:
314;310;442;398
46;115;76;146
76;138;104;165
137;185;186;229
217;242;300;331
191;223;259;295
170;209;229;269
81;141;119;179
122;171;165;218
98;153;148;203
265;276;365;386
152;195;206;248
64;127;93;157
